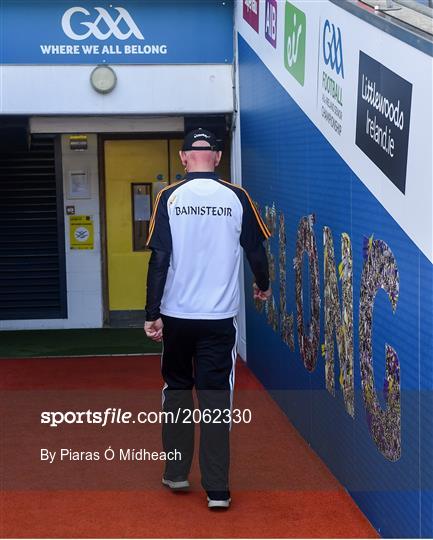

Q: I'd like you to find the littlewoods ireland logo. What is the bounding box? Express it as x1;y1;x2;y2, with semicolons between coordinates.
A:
284;1;306;86
61;6;144;41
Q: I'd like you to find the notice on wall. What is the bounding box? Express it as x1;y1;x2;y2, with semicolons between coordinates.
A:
69;135;88;151
69;215;94;250
355;51;412;194
134;193;151;221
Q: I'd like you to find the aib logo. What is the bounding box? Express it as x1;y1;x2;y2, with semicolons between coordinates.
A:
323;19;344;78
284;1;306;86
61;6;144;41
265;0;277;48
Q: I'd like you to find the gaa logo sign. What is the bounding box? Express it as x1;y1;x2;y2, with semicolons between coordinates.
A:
322;19;344;78
61;6;144;41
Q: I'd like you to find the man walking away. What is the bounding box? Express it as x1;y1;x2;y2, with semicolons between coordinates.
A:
144;128;271;509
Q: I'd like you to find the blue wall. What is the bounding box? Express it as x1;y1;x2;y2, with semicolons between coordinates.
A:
238;35;432;538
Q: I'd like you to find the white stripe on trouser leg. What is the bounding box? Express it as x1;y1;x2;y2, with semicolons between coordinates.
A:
229;316;238;431
161;382;168;409
161;338;167;408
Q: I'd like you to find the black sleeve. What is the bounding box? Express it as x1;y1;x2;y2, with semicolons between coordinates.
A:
239;190;271;292
245;243;270;292
146;191;172;252
145;248;171;321
145;191;172;321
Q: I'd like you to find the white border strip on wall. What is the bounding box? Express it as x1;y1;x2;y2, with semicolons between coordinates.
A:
231;31;248;361
30;116;185;133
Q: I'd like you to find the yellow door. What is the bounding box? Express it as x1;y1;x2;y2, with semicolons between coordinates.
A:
169;139;185;182
104;136;230;313
104;139;170;311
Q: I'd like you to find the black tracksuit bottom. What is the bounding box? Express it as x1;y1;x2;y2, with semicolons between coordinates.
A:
160;314;237;497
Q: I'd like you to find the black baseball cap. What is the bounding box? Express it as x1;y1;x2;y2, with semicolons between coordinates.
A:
182;127;220;151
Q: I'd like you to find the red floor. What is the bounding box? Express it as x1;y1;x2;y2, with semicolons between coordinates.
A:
0;355;378;538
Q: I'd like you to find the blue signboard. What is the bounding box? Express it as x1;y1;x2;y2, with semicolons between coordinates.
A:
238;34;433;538
0;1;233;64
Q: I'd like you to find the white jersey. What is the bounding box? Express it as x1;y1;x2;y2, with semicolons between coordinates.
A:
146;172;270;320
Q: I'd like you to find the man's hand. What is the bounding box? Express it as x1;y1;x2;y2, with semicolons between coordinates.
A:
253;283;272;301
144;318;164;342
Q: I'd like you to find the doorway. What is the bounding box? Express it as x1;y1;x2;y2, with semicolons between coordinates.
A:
101;135;231;327
103;137;182;326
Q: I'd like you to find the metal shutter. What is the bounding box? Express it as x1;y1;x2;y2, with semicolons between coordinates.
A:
0;134;67;320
